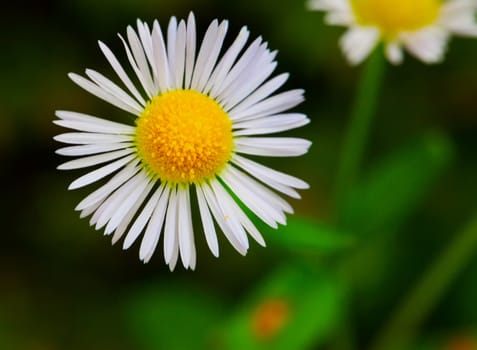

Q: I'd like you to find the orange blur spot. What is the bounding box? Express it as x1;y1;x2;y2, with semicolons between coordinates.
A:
252;298;291;340
447;335;477;350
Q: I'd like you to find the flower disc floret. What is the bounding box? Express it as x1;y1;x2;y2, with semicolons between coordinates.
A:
351;0;441;39
135;90;233;184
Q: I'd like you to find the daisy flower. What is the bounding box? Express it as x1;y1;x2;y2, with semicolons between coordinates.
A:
307;0;477;64
54;13;311;270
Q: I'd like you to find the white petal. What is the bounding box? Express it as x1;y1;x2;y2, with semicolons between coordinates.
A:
119;33;154;98
199;183;248;255
385;42;404;65
186;188;197;269
190;19;220;90
232;154;309;189
80;200;101;219
58;148;134;170
230;89;304;122
105;176;154;235
205;26;250;96
85;69;144;114
402;27;449;64
306;0;355;26
441;15;477;36
189;239;197;270
122;183;163;250
163;186;178;263
167;16;178;87
151;19;172;92
75;161;140;211
137;19;159;94
255;177;301;199
210;37;263;99
325;11;356;26
235;137;312;157
56;142;133;157
105;176;149;244
136;20;159;92
233;113;310;136
209;180;249;249
54;119;132;135
440;0;477;15
124;26;157;95
226;165;294;215
339;27;380;65
184;12;197;89
142;237;158;263
54;132;133;145
111;178;154;245
68;73;141;115
90;174;140;227
229;202;266;247
174;20;187;89
126;25;156;95
68;154;136;190
168;237;180;271
218;58;277;110
231;158;304;200
440;0;477;36
191;20;228;92
55;110;135;134
227;73;289;115
220;170;280;228
222;166;290;225
93;170;149;230
220;49;278;111
139;185;170;260
209;178;266;247
98;40;147;106
196;184;219;257
306;0;351;12
178;187;195;269
233;210;266;247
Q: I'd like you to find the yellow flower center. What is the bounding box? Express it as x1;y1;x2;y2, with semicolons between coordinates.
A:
351;0;441;39
135;90;233;184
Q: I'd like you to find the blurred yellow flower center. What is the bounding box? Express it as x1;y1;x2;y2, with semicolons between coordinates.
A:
135;90;233;184
351;0;441;39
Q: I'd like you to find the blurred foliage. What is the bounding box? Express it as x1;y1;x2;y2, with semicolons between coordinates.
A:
1;0;477;350
125;283;226;350
341;131;455;236
223;264;345;350
264;217;355;254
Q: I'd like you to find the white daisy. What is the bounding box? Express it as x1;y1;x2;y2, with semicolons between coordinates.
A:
307;0;477;64
54;13;311;271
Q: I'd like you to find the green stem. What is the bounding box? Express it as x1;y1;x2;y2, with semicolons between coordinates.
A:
370;212;477;350
334;48;386;220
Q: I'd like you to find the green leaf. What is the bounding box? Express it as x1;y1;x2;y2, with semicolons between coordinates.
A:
340;131;454;235
263;217;355;254
124;283;225;350
222;264;346;350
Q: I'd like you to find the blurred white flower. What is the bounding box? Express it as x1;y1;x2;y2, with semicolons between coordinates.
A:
307;0;477;64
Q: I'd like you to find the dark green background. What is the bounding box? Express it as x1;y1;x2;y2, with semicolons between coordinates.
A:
1;0;476;349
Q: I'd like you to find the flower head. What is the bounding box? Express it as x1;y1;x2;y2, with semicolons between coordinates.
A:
307;0;477;64
54;13;311;270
